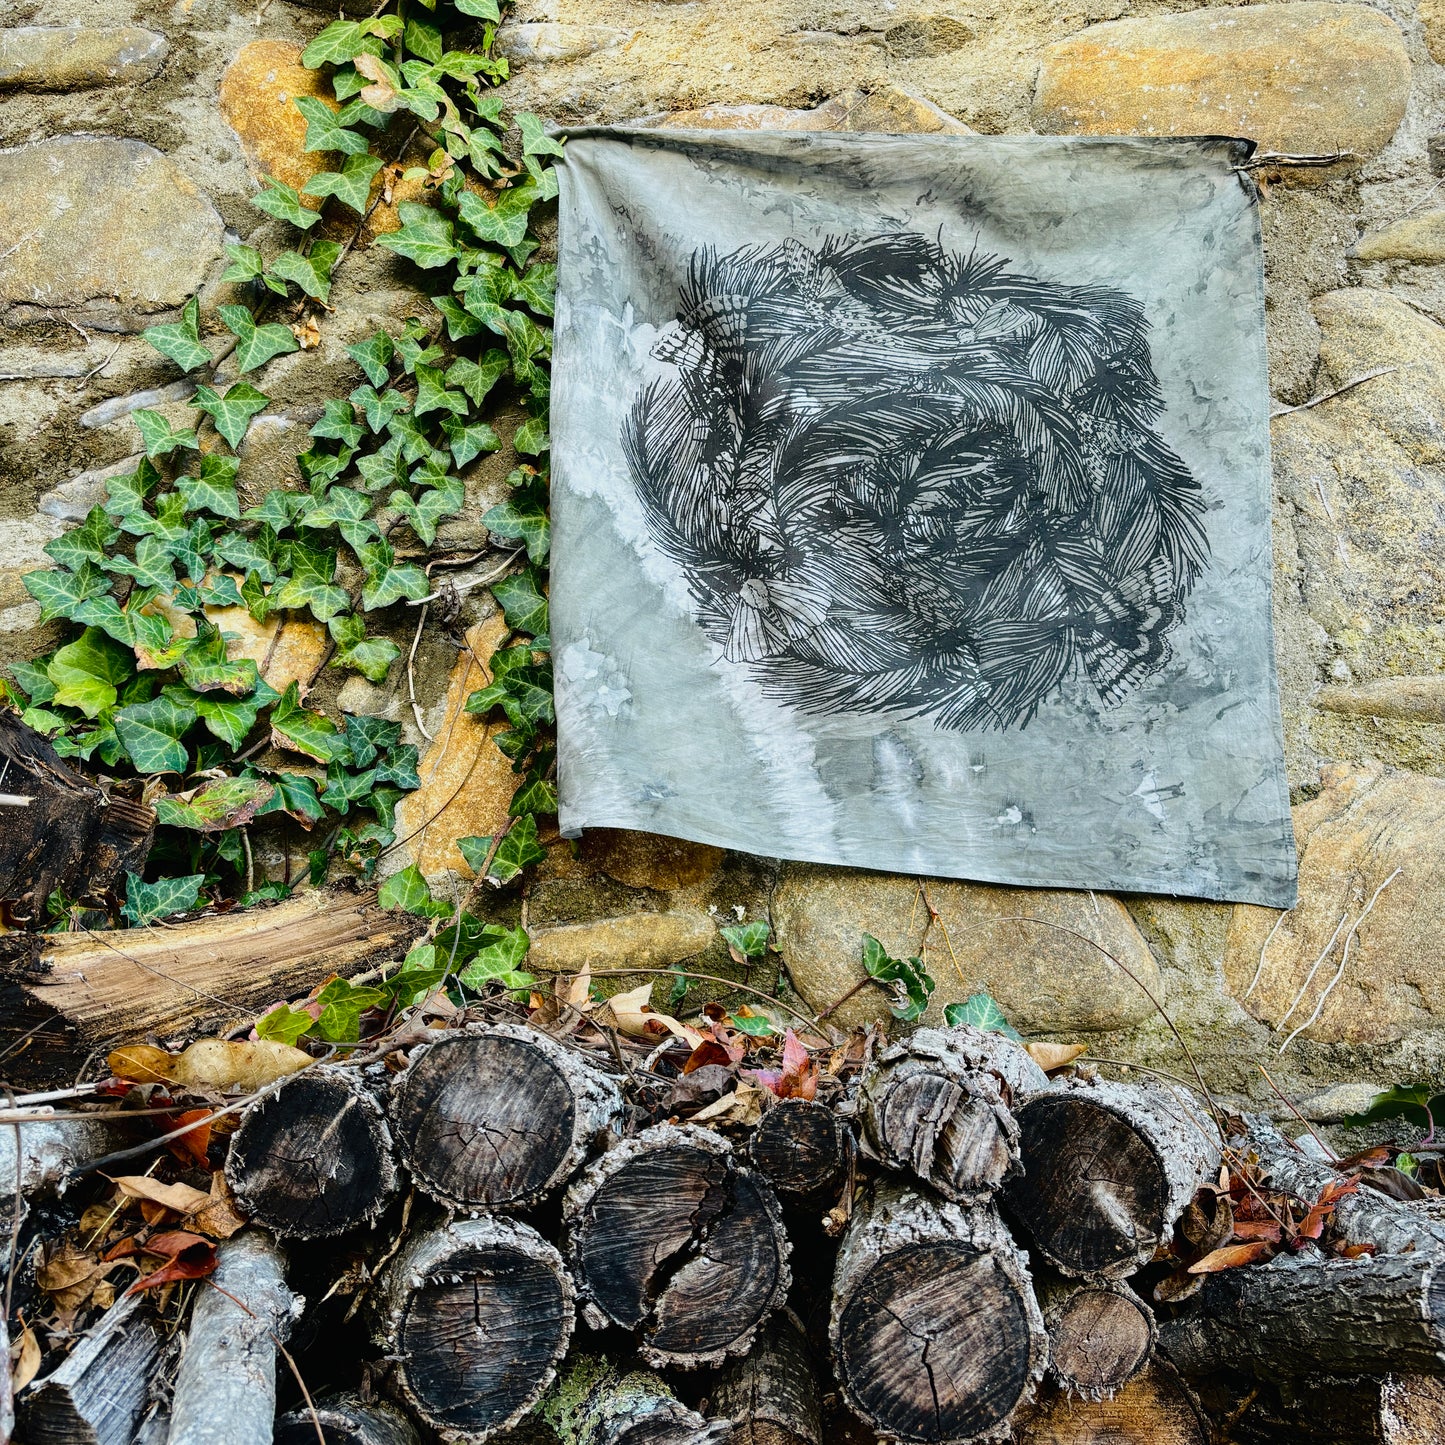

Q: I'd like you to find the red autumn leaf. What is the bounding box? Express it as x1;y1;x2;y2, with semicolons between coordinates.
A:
125;1231;217;1295
1339;1240;1377;1258
750;1029;818;1101
1298;1177;1359;1241
1187;1241;1276;1274
166;1109;214;1169
1231;1219;1284;1243
1335;1145;1394;1171
683;1039;738;1074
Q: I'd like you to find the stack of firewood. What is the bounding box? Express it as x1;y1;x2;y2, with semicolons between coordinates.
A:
19;1018;1445;1445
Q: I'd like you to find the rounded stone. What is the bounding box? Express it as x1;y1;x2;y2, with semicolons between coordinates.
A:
0;137;224;329
1353;211;1445;266
498;24;633;64
0;25;167;91
1033;3;1410;165
579;828;725;891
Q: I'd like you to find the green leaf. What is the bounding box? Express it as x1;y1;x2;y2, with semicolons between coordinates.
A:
310;398;365;450
212;532;277;583
374;741;419;791
341;714;399;768
23;560;110;622
302;153;383;215
492;568;548;637
489;813;546;883
294;94;372;154
413;363;468;418
358;538;429;610
268;241;343;303
328;612;400;683
389;477;464;546
193;381;270;448
457;186;531;249
48;627;133;718
142;296;211;372
315;978;390;1043
509;774;558;817
153;776;274;832
132;408;198;458
270;544;349;623
221;243;266;284
113;695;195;775
194;691;264;749
729;1012;777;1037
455;0;501;17
431;293;484;340
219;304;301;372
350;384;410;433
512;414;549;457
375;201;457;268
860;933;935;1023
9;657;56;706
177;624;259;696
254;770;327;825
457;836;493;875
720;920;770;961
302;20;376;67
255;1004;314;1046
517;113;565;159
43;507;120;571
321;758;377;806
122;872;205;926
404;14;443;61
458;924;533;991
175;454;243;519
101;535;176;591
378;864;452;919
348;330;394;387
446;350;508;407
441;415;501;468
386;942;451;1008
483;488;548;563
513;262;557;317
1342;1086;1442;1131
250;175;323;231
269;680;348;762
943;993;1023;1040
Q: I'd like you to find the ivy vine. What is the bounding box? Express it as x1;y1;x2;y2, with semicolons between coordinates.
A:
4;0;557;924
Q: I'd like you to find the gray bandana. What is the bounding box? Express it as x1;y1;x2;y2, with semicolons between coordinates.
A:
550;128;1297;907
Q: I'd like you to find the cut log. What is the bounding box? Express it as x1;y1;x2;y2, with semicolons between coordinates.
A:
1008;1362;1206;1444
275;1391;419;1445
23;1292;165;1445
830;1180;1046;1444
858;1026;1049;1203
747;1098;855;1207
0;712;154;915
2;1116;118;1223
541;1356;732;1445
0;888;426;1088
711;1311;822;1445
1239;1115;1445;1254
166;1230;301;1445
1159;1248;1445;1379
564;1123;791;1368
1003;1078;1222;1278
1035;1275;1156;1400
225;1063;397;1238
1202;1371;1445;1445
390;1023;623;1211
375;1215;574;1441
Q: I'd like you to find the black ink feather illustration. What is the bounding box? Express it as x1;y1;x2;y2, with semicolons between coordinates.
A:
624;233;1209;730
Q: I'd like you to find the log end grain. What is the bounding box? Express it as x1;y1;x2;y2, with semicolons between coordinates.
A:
747;1099;854;1205
1009;1363;1207;1445
1044;1284;1156;1399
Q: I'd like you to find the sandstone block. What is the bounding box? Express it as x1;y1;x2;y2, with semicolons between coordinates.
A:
653;85;971;135
1317;677;1445;725
0;138;223;329
1353;210;1445;265
1224;764;1445;1046
499;24;633;63
771;864;1162;1034
0;26;167;91
1033;4;1409;164
1423;0;1445;65
527;909;717;975
218;40;334;204
578;829;725;892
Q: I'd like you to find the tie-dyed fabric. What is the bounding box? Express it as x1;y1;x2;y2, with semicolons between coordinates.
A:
549;128;1297;907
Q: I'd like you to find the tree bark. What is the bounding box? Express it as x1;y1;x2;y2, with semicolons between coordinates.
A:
1003;1078;1221;1278
711;1311;822;1445
747;1098;855;1209
1007;1363;1207;1445
0;889;426;1089
166;1230;301;1445
275;1390;419;1445
0;713;154;917
389;1023;623;1212
564;1124;791;1369
1159;1248;1445;1379
1034;1276;1156;1400
224;1063;397;1239
830;1180;1046;1444
1238;1115;1445;1254
2;1116;118;1225
540;1357;733;1445
858;1027;1050;1205
1197;1371;1445;1445
22;1292;165;1445
375;1215;575;1441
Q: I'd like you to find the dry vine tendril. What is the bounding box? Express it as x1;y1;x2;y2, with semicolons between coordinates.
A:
4;1;556;938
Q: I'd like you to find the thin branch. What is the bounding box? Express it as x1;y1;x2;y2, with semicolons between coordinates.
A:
1271;365;1400;418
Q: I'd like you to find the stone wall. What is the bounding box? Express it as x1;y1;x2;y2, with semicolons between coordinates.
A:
4;0;1445;1117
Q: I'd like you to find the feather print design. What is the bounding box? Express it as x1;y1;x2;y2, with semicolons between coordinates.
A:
627;233;1208;729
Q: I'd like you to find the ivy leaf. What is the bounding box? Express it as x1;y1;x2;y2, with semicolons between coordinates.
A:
489;814;546;883
23;560;111;621
943;993;1023;1040
218;304;301;372
446;351;508;408
293;94;372;155
492;568;548;637
350;384;410;433
456;836;493;875
517;113;565;160
48;627;134;717
175;454;243;519
315;978;391;1043
212;532;277;584
321;757;377;806
269;681;348;762
375;202;457;268
121;872;205;926
302;485;377;549
389;478;464;546
356;435;408;493
301;19;386;67
310;398;365;450
348;330;394;387
133;408;198;458
458;923;533;991
483;488;549;563
250;175;323;231
441;415;501;468
378;864;452;919
255;1005;315;1047
43;507;120;571
153;777;275;832
268;241;343;303
342;715;399;768
101;535;176;591
403;15;443;61
328;613;400;683
512;263;557;318
142;296;211;372
254;770;327;826
194;690;264;749
270;545;349;623
861;933;935;1023
509;774;558;817
178;624;259;696
431;293;483;340
114;695;197;774
455;0;501;17
358;539;429;610
193;381;269;448
412;363;467;418
720;920;771;963
221;243;266;284
457;187;531;249
302;153;383;215
512;414;549;457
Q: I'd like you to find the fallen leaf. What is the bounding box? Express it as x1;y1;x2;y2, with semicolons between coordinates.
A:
1025;1041;1087;1073
12;1325;40;1392
126;1231;217;1295
90;1279;116;1311
108;1043;178;1084
293;317;321;350
167;1109;214;1169
1187;1241;1276;1274
601;983;703;1047
1299;1177;1360;1240
692;1081;766;1127
1339;1240;1377;1258
109;1175;212;1215
1152;1268;1205;1304
37;1240;106;1323
749;1028;818;1101
1231;1219;1283;1242
169;1038;311;1092
186;1173;247;1239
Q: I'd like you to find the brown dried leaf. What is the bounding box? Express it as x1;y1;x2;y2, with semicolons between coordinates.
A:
37;1241;105;1324
691;1082;767;1127
601;983;704;1046
169;1039;311;1093
109;1175;211;1215
1025;1041;1087;1073
12;1325;41;1393
126;1231;217;1295
1188;1241;1276;1274
186;1173;247;1240
1153;1267;1205;1304
108;1044;178;1084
